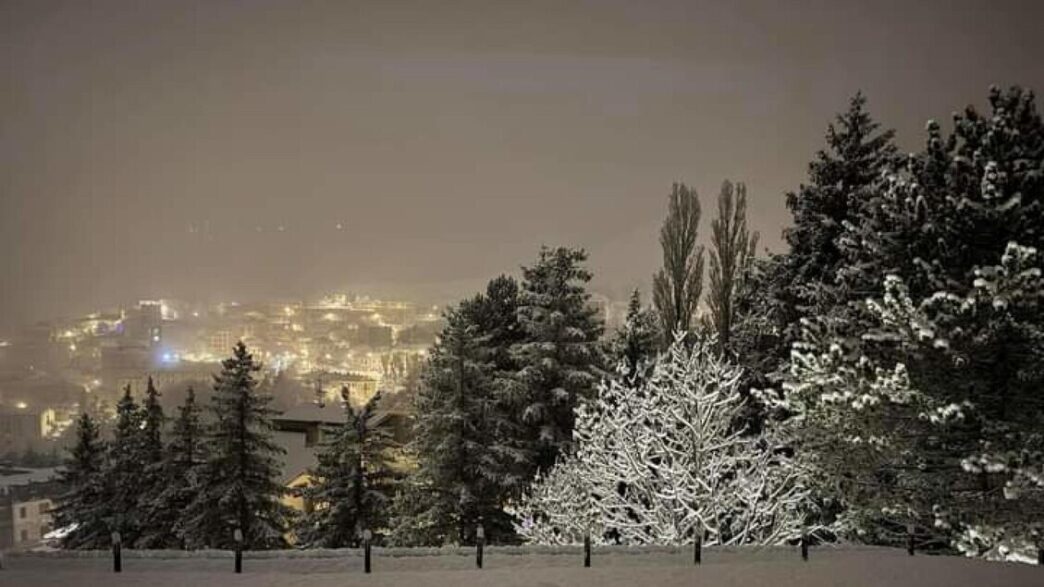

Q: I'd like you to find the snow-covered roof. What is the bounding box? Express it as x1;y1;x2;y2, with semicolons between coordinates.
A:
274;404;345;425
0;466;60;489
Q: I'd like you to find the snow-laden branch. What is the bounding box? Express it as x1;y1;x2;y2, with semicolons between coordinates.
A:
514;334;812;546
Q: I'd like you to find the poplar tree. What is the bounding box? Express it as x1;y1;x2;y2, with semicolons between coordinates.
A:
706;180;759;352
652;183;705;342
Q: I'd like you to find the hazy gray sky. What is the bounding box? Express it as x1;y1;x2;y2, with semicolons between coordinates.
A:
2;0;1043;332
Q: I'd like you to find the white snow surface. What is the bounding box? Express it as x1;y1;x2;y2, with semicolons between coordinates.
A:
2;546;1041;587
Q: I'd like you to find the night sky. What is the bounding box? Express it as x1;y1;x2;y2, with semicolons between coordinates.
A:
3;0;1043;333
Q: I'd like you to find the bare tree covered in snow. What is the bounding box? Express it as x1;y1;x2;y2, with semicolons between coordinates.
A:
515;334;811;545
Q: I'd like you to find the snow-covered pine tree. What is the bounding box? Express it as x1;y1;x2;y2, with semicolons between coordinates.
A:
182;342;291;550
140;387;205;549
607;289;660;382
53;412;109;549
806;86;1044;558
391;304;527;546
652;183;705;343
512;246;605;473
516;334;810;545
295;388;398;548
460;275;524;372
706;180;759;353
134;377;167;547
107;384;145;544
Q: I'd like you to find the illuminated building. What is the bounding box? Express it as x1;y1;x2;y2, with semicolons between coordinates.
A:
0;408;59;455
0;467;60;549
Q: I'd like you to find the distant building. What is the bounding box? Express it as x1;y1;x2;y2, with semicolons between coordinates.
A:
114;361;220;397
271;398;412;517
0;466;60;549
205;330;236;358
0;408;59;455
123;301;163;348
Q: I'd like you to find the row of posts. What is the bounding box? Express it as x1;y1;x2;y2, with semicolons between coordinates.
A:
96;523;1044;574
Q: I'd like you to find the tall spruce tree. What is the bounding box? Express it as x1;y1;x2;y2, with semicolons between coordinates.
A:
140;387;205;549
107;385;145;544
392;303;528;546
54;412;109;549
735;93;899;424
513;246;605;473
706;180;759;353
182;342;291;549
652;183;705;342
295;389;398;547
782;93;898;315
135;377;166;546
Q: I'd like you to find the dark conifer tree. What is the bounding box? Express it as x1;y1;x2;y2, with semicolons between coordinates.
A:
295;389;397;547
608;289;659;382
54;412;108;549
107;385;145;544
182;342;291;549
782;92;898;315
140;387;205;548
392;306;528;545
512;246;605;473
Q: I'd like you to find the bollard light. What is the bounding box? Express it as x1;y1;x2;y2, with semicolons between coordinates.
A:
363;529;373;574
111;531;123;573
234;528;244;573
583;533;591;568
476;524;485;569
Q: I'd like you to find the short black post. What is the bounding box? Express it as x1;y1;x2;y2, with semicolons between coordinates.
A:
906;523;915;556
111;531;122;573
694;532;702;565
584;533;591;568
363;529;372;574
1037;545;1043;566
800;533;808;561
234;528;243;573
476;524;485;569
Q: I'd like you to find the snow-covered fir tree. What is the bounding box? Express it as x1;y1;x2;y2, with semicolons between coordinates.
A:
54;412;109;549
135;377;167;547
511;246;605;473
391;302;529;546
181;342;291;549
607;289;660;383
779;92;898;333
516;334;811;546
107;385;145;544
140;387;206;549
295;388;398;548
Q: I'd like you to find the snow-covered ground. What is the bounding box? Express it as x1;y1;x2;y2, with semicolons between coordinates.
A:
2;546;1040;586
